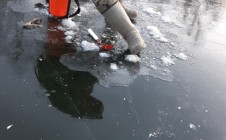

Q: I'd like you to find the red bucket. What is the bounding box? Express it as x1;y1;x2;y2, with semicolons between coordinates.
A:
49;0;71;18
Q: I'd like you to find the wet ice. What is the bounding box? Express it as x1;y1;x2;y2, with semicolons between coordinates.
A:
56;1;191;86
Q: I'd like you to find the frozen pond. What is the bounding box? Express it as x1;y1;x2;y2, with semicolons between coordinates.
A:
0;0;226;139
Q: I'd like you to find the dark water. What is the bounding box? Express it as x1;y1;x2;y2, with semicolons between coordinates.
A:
0;0;226;140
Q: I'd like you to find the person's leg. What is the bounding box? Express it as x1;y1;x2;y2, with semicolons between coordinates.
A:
92;0;145;54
119;0;138;19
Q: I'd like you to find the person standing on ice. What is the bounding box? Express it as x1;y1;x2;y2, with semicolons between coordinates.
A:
92;0;145;54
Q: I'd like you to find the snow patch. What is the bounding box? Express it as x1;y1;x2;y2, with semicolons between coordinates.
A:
65;36;73;43
148;132;158;138
189;123;196;130
161;54;175;66
175;53;188;60
99;52;111;58
147;26;169;43
34;8;49;15
144;8;161;16
61;18;78;30
81;41;99;51
6;124;13;130
64;30;76;36
161;16;172;23
110;63;118;70
150;64;157;70
125;55;140;63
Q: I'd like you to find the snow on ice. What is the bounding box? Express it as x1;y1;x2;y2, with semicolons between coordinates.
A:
81;40;99;51
110;63;118;70
6;124;13;130
144;8;161;16
61;18;78;30
65;36;73;43
64;30;76;36
189;123;197;130
144;7;173;24
161;16;172;23
125;55;140;63
175;53;188;60
161;55;175;66
99;52;111;58
147;26;169;43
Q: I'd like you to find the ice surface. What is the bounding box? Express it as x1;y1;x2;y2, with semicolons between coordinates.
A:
60;53;139;87
80;41;99;51
58;1;194;87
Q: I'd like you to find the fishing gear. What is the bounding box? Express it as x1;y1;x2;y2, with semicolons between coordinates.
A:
49;0;80;18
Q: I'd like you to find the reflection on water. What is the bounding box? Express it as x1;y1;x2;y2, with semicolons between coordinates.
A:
35;55;103;119
35;18;103;119
182;0;225;41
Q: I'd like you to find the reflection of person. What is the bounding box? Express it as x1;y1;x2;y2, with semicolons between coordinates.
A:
35;18;104;119
35;56;104;119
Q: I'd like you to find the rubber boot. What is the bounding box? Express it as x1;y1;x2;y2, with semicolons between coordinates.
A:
119;0;138;19
101;1;145;54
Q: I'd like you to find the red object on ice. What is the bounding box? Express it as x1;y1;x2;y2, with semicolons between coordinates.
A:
88;28;114;51
97;40;113;51
101;44;113;50
49;0;70;18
